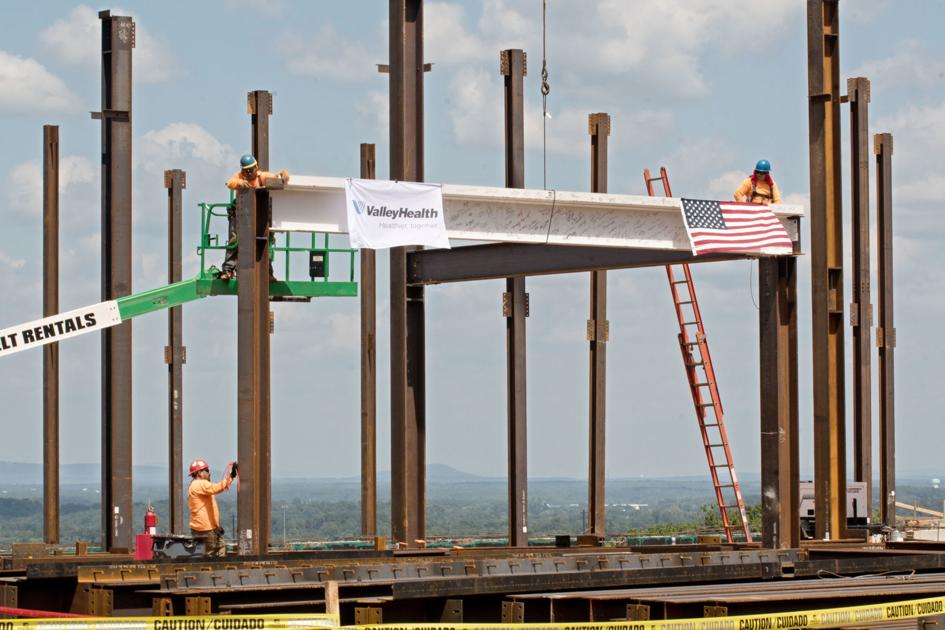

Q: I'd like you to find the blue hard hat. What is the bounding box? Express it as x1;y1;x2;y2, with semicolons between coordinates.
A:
240;153;258;170
755;159;771;173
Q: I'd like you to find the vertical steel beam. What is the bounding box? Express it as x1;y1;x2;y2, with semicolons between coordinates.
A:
96;10;134;552
360;143;377;537
875;133;896;527
164;169;186;534
807;0;847;540
237;91;273;555
43;125;60;545
501;49;528;547
847;77;872;516
759;257;800;548
587;113;610;537
389;0;426;545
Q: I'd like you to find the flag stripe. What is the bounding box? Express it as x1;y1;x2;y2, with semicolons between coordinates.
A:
681;197;792;256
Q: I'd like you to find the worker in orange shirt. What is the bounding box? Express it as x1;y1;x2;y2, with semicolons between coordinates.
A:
733;159;781;205
188;459;237;557
218;154;290;280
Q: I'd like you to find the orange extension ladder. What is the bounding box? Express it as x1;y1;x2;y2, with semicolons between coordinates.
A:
643;167;752;543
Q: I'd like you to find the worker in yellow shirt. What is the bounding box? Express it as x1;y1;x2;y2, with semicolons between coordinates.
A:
218;154;290;281
733;159;781;205
188;459;237;557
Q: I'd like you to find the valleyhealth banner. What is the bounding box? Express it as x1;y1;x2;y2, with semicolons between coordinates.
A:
344;178;450;250
0;301;122;358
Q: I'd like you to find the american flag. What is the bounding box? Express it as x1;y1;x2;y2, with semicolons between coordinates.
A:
680;198;793;256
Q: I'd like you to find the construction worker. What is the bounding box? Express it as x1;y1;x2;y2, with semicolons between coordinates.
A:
733;159;781;205
218;154;290;280
188;459;237;557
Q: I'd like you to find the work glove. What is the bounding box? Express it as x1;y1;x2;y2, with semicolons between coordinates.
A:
230;462;239;479
278;169;290;184
237;179;254;189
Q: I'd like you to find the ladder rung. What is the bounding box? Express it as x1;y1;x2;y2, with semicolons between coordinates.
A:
682;320;700;325
704;423;720;427
687;361;705;367
707;443;726;448
711;464;729;468
672;280;689;285
685;341;701;346
697;402;716;407
678;300;694;305
694;382;711;387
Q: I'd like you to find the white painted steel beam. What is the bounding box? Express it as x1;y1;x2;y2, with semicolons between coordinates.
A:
271;176;804;252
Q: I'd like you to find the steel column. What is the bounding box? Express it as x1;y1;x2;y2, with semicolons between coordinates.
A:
43;125;60;545
587;113;610;536
759;257;800;548
389;0;426;545
360;143;377;537
847;77;872;516
807;0;847;540
501;49;528;547
237;91;273;555
875;132;896;527
164;169;186;534
96;10;134;552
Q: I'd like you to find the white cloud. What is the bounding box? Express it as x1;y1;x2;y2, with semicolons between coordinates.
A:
138;123;238;172
356;90;388;136
40;5;179;84
707;170;747;200
281;27;380;81
0;51;82;113
9;156;95;212
896;174;945;204
852;40;945;93
426;2;488;66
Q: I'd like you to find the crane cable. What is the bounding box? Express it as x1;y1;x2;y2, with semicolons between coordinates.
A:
540;0;550;189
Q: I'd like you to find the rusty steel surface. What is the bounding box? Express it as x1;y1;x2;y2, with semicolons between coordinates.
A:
502;48;528;548
236;185;272;556
848;77;873;513
587;113;610;537
807;0;847;540
875;132;896;527
360;143;378;537
759;257;800;549
97;10;134;552
42;125;60;545
164;169;186;534
389;0;426;546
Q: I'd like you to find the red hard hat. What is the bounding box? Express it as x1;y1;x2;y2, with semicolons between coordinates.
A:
189;459;209;476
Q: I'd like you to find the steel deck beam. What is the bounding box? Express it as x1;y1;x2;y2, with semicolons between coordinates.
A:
848;77;872;515
43;125;60;545
502;49;528;548
96;10;134;552
587;113;610;537
875;132;896;527
389;0;426;546
360;143;377;537
807;0;847;540
164;169;186;534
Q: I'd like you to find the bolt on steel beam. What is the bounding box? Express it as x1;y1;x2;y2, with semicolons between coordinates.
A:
95;10;134;552
587;113;610;537
164;169;186;534
389;0;426;546
759;257;800;549
806;0;847;540
360;143;377;537
43;125;60;545
238;91;273;555
847;77;872;514
501;49;528;547
874;132;896;527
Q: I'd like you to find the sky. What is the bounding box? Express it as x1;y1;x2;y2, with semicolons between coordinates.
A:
0;1;943;488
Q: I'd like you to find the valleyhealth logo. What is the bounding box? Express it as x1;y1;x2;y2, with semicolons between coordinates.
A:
351;199;367;215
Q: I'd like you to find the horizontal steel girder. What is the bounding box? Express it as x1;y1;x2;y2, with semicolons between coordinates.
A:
271;176;803;251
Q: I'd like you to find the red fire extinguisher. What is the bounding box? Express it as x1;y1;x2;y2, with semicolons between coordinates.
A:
144;504;158;535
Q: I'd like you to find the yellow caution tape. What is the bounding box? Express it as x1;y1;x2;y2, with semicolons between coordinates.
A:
345;595;945;630
0;614;337;630
3;595;945;630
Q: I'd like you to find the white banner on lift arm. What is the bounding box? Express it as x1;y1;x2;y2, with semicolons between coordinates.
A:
0;301;122;358
344;178;450;250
